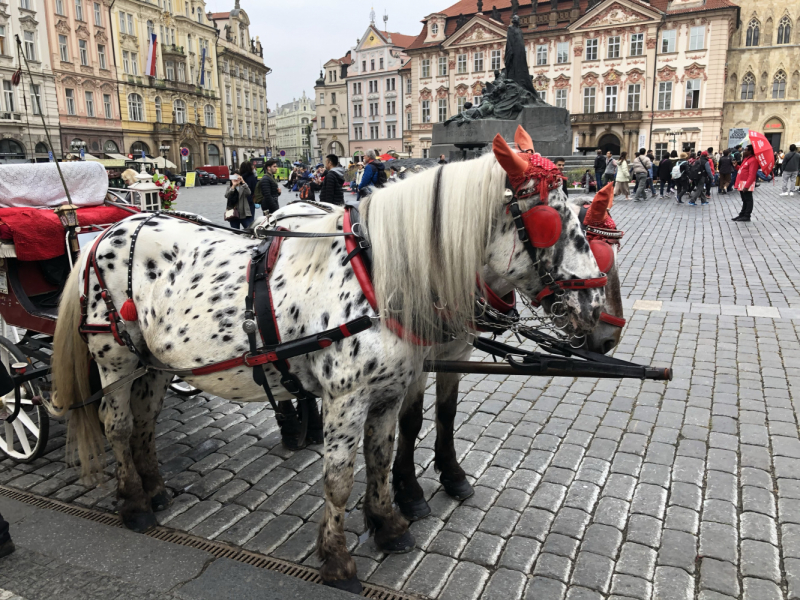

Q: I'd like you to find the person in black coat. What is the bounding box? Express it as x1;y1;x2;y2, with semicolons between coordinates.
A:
593;149;606;190
311;154;345;205
258;159;282;214
656;155;673;198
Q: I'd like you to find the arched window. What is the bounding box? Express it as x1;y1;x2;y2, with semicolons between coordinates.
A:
0;139;25;162
130;141;149;156
777;16;792;44
103;140;119;153
740;72;755;99
35;142;48;154
174;99;186;124
746;18;760;46
431;23;438;35
204;104;215;127
772;70;787;99
207;143;220;166
154;96;162;122
128;93;144;121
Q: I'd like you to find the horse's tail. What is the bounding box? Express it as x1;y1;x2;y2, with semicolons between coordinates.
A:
50;261;105;480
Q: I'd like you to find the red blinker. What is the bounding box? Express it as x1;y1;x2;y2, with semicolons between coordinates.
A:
590;240;615;273
520;205;562;248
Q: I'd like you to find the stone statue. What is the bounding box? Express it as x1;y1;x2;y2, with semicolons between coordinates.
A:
491;5;501;22
456;13;468;29
510;0;519;15
550;0;558;10
477;0;483;12
505;15;536;95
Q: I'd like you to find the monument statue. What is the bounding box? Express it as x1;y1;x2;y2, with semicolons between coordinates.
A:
444;15;546;126
477;0;483;13
491;5;501;22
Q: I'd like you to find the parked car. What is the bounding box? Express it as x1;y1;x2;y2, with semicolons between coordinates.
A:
165;170;185;186
201;165;230;183
194;169;211;185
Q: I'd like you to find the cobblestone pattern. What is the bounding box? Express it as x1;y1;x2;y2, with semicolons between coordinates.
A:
3;187;800;598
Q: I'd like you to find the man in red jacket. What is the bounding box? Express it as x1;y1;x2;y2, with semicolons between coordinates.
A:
733;145;758;222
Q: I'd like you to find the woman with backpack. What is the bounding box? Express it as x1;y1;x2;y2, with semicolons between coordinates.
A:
673;153;689;204
614;152;630;199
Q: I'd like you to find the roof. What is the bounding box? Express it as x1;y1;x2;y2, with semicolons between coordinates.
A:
209;11;230;20
338;52;352;65
385;32;418;48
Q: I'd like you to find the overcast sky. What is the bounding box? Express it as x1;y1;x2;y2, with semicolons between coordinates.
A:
205;0;435;108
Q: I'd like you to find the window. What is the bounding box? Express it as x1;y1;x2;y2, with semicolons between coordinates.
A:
177;62;185;82
387;100;396;114
536;45;547;65
740;72;755;99
630;33;643;56
30;84;41;114
772;70;787;99
557;42;569;64
65;89;76;115
59;35;69;62
75;0;83;20
369;101;378;116
103;93;111;118
746;19;759;46
85;91;94;117
605;85;617;112
331;92;336;104
388;124;396;138
368;80;376;93
406;112;412;130
174;99;186;123
422;148;429;159
227;120;233;136
98;45;107;69
332;116;337;128
0;25;5;56
685;78;701;108
457;96;466;112
431;23;438;35
607;36;620;59
583;87;595;113
689;27;705;50
353;103;363;117
204;104;214;127
491;50;501;71
122;51;130;73
23;31;35;61
778;16;792;45
236;88;241;107
55;0;64;14
627;83;640;110
154;96;161;122
20;0;30;8
473;95;481;106
474;51;484;71
655;143;668;161
245;91;250;109
438;56;447;76
537;90;546;103
661;30;676;53
386;77;395;91
319;92;324;105
555;88;567;109
422;99;430;123
94;2;101;25
585;39;598;60
119;12;126;34
370;125;378;139
3;81;15;112
457;54;467;74
79;40;88;65
320;116;325;129
361;60;366;72
127;93;143;121
130;53;138;75
657;81;672;110
246;121;252;138
379;58;384;69
354;125;362;140
438;98;447;122
127;14;133;35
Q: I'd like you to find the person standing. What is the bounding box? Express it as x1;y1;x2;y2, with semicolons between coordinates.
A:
258;159;282;214
688;153;712;206
646;150;657;197
657;153;673;198
225;173;253;229
555;158;569;196
705;147;716;198
717;149;734;194
733;145;758;222
239;160;258;217
311;154;346;205
673;153;689;204
602;151;617;186
438;154;448;165
780;144;799;196
357;149;387;198
614;152;631;199
631;148;652;202
594;149;606;189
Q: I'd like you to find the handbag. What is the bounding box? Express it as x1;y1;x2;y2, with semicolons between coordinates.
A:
224;207;239;221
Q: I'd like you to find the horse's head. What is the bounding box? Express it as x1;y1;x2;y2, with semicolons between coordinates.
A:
485;127;605;336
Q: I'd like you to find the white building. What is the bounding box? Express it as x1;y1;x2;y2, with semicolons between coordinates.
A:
273;92;314;163
314;52;350;161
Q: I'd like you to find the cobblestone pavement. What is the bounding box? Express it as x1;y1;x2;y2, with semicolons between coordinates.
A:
3;184;800;599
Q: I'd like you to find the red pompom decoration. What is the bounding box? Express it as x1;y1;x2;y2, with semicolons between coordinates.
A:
120;298;138;321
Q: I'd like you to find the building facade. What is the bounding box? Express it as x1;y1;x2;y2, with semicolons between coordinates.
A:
721;0;800;150
273;92;314;162
43;0;123;158
346;17;414;158
210;3;270;169
403;0;738;159
111;0;223;170
314;52;350;160
0;0;62;162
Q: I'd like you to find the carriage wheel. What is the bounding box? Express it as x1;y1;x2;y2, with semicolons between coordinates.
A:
0;336;49;462
169;377;201;397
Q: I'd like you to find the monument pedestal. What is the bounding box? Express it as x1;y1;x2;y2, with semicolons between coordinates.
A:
431;106;572;161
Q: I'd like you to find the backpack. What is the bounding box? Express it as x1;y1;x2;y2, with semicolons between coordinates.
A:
372;161;388;188
687;160;705;181
671;161;685;179
300;183;313;200
254;179;263;205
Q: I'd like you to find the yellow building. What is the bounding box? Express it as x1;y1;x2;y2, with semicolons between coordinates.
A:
112;0;223;170
722;0;800;150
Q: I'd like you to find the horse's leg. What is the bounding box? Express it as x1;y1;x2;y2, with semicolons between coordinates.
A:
435;369;474;500
364;399;413;552
129;372;172;512
318;390;368;593
392;373;430;520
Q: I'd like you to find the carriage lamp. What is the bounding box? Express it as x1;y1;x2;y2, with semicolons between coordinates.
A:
56;203;80;253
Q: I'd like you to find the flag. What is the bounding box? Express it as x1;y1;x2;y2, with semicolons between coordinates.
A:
145;33;158;77
199;47;206;86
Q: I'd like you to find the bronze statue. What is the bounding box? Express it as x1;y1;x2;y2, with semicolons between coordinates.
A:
505;15;536;95
477;0;484;12
510;0;519;16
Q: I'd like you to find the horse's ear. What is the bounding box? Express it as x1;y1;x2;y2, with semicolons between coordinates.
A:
492;134;528;179
514;125;535;153
584;182;614;225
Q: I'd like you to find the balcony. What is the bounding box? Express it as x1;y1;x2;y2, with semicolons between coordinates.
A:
153;122;207;135
162;44;185;57
570;111;643;124
0;112;22;122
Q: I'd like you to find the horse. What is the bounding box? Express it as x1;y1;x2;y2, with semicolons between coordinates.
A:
51;132;607;593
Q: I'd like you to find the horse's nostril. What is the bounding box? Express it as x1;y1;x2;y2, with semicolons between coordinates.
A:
601;339;616;354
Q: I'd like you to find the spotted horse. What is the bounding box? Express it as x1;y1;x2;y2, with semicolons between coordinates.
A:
50;130;607;593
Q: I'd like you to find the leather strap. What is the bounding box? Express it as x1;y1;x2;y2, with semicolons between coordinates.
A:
600;312;626;328
534;276;609;304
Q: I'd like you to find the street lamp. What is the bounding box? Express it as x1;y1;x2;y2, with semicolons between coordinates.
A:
159;144;170;170
70;139;86;160
665;129;685;154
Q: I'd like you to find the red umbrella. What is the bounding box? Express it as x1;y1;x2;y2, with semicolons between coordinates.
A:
378;153;394;161
747;130;775;175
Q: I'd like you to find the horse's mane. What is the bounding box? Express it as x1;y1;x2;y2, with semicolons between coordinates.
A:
360;152;507;344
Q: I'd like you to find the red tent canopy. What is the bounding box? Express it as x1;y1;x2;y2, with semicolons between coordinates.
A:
378;154;395;161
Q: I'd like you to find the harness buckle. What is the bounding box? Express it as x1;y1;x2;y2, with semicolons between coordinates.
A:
244;352;271;367
280;376;303;395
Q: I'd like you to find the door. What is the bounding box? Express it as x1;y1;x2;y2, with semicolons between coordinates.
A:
765;133;782;152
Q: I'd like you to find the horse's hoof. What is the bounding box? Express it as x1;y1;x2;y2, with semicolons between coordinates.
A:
397;497;431;521
122;510;157;533
150;490;172;512
307;428;324;445
380;529;415;554
282;436;307;451
442;478;474;500
323;575;363;594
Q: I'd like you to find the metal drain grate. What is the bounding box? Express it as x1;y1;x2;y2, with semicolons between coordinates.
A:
0;485;423;600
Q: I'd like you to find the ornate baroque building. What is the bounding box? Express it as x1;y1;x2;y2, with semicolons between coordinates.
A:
403;0;738;159
722;0;799;150
210;3;270;169
314;52;350;159
0;0;62;162
273;92;314;162
111;0;223;170
43;0;122;158
345;13;414;158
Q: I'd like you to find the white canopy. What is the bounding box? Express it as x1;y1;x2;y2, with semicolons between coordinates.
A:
136;156;177;169
0;161;108;208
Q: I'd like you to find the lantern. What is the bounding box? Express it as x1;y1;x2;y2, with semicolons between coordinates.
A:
127;164;162;212
55;203;80;253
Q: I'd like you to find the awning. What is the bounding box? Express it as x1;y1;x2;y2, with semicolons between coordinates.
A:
136;156;177;169
106;153;129;161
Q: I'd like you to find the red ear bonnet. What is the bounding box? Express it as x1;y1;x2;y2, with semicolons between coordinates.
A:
514;125;535;153
584;183;614;226
492;134;529;181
